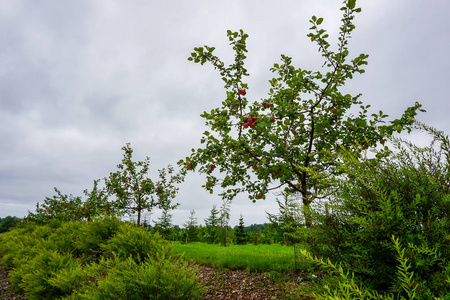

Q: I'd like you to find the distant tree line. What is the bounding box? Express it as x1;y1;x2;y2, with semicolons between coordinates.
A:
0;216;21;233
146;202;299;246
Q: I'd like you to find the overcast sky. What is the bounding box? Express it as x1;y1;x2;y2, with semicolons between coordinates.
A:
1;1;449;226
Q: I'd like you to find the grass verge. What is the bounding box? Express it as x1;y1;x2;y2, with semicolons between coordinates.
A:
171;242;313;273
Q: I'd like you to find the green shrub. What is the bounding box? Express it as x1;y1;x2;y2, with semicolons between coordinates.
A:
300;123;450;298
73;216;122;262
101;223;172;263
1;218;203;299
9;249;78;299
302;236;450;300
0;223;54;270
73;256;202;300
48;260;108;297
46;221;85;255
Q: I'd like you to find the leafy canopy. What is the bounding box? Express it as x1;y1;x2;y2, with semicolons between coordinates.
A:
105;143;184;226
179;0;423;224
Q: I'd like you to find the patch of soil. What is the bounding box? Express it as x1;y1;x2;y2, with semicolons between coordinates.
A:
193;264;314;300
0;258;23;300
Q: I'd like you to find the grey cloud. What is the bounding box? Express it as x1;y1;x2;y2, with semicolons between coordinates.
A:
1;0;449;225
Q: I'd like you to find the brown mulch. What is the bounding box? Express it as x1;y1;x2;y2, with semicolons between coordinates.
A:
0;263;23;300
193;264;315;300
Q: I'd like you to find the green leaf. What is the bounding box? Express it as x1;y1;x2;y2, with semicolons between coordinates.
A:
317;17;323;25
348;0;356;9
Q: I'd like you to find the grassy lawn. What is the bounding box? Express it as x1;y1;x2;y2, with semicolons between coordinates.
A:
171;242;311;273
171;242;319;299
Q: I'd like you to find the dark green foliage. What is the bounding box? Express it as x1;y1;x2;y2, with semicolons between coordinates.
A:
301;123;450;298
0;216;21;233
234;214;247;245
183;209;198;243
153;206;175;240
204;205;221;244
245;224;272;245
266;193;302;245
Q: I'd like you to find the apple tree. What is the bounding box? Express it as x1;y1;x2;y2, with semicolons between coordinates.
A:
26;187;84;224
81;179;115;221
179;0;423;226
104;143;184;226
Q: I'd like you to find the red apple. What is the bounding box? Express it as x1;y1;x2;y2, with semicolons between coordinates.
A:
243;123;249;128
252;116;257;121
238;89;246;95
250;123;255;128
270;117;275;123
265;102;271;108
292;130;297;134
187;162;192;168
258;195;262;199
332;108;338;114
211;164;216;168
252;165;258;170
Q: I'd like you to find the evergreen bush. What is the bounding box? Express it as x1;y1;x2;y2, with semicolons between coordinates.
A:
0;217;202;299
301;123;450;298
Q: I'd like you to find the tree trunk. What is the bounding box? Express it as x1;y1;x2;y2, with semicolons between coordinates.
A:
302;193;312;228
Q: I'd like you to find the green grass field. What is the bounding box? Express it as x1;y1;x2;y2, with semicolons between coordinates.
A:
171;242;311;272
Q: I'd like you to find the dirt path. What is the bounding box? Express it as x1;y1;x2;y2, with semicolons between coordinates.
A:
193;264;314;299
